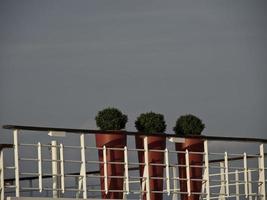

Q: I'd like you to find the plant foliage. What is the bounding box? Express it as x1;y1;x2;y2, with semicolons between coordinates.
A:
173;114;205;135
95;107;128;130
135;112;166;133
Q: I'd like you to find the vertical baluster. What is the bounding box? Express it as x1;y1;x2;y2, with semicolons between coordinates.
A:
258;144;266;200
165;148;170;196
13;129;20;197
124;146;129;195
243;152;248;198
204;140;210;200
60;143;65;194
185;149;191;197
224;152;229;197
37;142;42;192
51;140;59;198
80;133;87;199
0;150;4;200
103;145;108;195
144;136;151;200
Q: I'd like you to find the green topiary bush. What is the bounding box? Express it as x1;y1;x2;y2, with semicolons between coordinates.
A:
95;107;128;130
173;114;205;135
135;112;166;133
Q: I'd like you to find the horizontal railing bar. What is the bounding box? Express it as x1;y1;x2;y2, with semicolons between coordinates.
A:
210;192;261;196
64;159;82;163
228;167;259;171
128;148;145;152
20;143;38;147
64;174;83;177
20;158;38;161
152;190;205;194
127;162;145;166
20;172;39;176
4;185;16;188
19;187;84;192
3;124;267;143
208;154;265;163
128;180;141;183
210;152;259;157
229;153;260;157
202;194;263;200
4;166;15;169
63;145;81;149
42;159;61;162
210;169;258;177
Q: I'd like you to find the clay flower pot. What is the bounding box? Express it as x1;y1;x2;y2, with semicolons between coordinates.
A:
95;132;127;199
176;138;204;200
135;135;166;200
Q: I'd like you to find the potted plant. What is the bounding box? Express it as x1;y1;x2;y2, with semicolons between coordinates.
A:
135;112;167;200
173;114;205;200
95;107;128;199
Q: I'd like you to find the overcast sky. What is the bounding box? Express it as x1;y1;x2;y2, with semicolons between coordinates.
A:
1;0;267;141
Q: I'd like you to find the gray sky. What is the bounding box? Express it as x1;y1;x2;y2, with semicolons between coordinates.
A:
1;0;267;140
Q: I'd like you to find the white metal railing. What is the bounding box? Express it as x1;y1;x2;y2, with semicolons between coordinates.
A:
0;125;266;200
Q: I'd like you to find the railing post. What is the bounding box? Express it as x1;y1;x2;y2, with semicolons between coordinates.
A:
165;148;170;196
124;146;129;195
13;129;20;197
204;140;210;200
37;142;43;192
80;133;87;199
224;152;229;196
185;149;191;197
258;144;266;200
243;152;248;198
103;145;108;195
0;150;4;200
51;140;60;198
144;136;151;200
59;143;65;194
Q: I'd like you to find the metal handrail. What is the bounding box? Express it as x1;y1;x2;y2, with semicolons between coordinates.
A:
3;124;267;143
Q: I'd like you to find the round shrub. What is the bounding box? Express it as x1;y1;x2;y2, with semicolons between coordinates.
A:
135;112;166;133
95;107;128;130
173;114;205;135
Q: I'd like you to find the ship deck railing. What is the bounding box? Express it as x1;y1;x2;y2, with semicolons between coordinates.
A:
0;125;266;200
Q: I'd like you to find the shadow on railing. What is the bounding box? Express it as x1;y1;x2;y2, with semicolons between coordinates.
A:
0;125;266;200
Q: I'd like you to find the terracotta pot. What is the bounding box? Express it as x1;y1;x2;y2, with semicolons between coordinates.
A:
95;132;127;199
176;138;204;200
135;135;166;200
